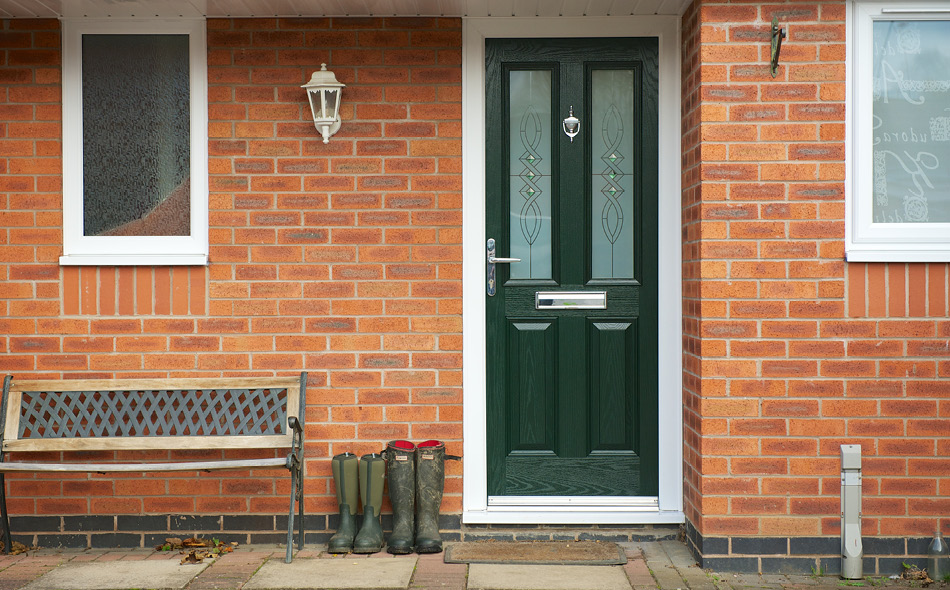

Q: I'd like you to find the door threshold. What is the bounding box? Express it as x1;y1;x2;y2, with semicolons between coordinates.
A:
464;505;685;525
458;523;683;543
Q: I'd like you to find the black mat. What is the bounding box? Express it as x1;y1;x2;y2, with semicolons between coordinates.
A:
443;540;627;565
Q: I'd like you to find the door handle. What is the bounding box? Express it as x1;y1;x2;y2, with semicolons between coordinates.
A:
488;255;521;264
487;238;520;296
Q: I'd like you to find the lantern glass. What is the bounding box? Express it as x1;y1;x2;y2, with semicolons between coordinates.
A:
325;89;339;118
306;89;324;121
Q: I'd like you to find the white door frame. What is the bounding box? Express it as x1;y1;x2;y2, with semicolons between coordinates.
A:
461;16;685;524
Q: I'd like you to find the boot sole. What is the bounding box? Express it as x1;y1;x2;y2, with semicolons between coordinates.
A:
414;546;442;554
351;547;382;554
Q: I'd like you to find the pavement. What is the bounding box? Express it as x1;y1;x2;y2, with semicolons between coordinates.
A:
0;540;933;590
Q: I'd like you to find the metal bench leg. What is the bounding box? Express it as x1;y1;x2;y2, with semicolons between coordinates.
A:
0;474;10;555
285;467;297;564
0;376;11;555
297;467;304;553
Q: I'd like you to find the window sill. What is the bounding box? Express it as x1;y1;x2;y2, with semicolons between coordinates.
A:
59;253;208;266
845;246;950;263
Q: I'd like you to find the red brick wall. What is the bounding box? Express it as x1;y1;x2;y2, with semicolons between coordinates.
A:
4;4;949;545
848;263;950;317
0;18;62;358
684;0;949;542
0;17;463;521
681;0;705;534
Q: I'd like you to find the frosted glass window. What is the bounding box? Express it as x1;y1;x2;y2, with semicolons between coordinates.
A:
849;3;950;261
591;69;635;279
872;20;950;223
82;34;191;237
61;19;207;266
508;70;553;280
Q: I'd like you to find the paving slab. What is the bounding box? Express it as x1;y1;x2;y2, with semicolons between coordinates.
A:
725;573;785;590
244;557;417;590
624;556;659;589
660;540;716;590
19;559;210;590
641;543;686;590
660;540;698;569
467;564;633;590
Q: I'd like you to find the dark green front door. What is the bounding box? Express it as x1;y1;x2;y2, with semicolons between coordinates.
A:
486;37;659;497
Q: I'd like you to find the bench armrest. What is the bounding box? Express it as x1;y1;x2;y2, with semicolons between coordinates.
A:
286;415;304;470
287;416;302;433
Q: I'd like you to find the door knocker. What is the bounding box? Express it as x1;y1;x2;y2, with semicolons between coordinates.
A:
562;106;580;142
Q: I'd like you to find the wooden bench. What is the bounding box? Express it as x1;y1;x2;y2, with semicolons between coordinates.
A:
0;373;307;563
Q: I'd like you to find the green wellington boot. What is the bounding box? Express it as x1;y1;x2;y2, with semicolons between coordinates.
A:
327;452;359;554
384;441;416;554
353;452;385;553
414;440;447;554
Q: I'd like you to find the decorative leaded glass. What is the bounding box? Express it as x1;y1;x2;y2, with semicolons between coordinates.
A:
82;34;191;237
508;70;552;280
591;69;635;279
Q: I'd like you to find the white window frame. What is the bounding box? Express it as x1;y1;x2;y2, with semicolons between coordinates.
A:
848;1;950;262
60;18;208;266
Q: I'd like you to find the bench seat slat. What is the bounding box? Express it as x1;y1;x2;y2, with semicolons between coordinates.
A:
2;434;292;453
0;457;288;473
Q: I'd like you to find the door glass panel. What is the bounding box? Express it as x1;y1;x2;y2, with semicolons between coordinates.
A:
591;69;635;279
509;70;552;280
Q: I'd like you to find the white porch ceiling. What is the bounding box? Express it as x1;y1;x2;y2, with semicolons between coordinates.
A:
0;0;691;18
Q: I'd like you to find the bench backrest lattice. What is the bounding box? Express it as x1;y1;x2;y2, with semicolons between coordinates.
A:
3;378;302;453
20;388;286;438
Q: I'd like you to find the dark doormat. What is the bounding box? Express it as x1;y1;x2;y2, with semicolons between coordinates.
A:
443;541;627;565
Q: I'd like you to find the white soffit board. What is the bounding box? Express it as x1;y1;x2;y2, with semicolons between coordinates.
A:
0;0;693;17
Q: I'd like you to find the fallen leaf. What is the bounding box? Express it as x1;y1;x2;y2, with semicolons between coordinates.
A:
901;564;933;584
0;541;33;555
156;537;184;551
168;538;236;563
180;550;203;565
182;537;211;548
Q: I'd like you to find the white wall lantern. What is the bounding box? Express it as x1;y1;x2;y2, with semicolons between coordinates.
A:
302;64;345;143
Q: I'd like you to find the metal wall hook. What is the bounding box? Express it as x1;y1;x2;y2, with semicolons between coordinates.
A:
562;106;580;142
770;16;786;78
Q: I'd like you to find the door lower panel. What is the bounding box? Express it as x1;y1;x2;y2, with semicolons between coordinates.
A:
502;453;640;496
